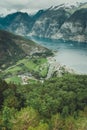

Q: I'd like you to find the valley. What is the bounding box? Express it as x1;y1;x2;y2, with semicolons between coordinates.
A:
31;37;87;74
0;30;51;84
1;52;71;84
0;1;87;130
0;30;71;84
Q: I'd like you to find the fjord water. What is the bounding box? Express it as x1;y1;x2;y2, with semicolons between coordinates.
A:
31;37;87;74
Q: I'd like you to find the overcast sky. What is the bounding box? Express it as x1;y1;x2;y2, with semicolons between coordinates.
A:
0;0;87;15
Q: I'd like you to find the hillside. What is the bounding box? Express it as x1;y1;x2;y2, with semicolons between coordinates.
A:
0;30;63;84
59;8;87;42
30;4;87;42
30;8;70;38
0;30;72;84
0;30;51;69
0;11;45;35
0;30;25;68
0;74;87;129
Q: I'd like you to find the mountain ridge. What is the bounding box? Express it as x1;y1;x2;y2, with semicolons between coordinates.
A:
0;2;87;42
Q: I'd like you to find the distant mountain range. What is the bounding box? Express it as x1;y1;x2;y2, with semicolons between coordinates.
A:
0;2;87;42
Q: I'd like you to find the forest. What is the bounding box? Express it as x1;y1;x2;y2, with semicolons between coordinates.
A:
0;74;87;130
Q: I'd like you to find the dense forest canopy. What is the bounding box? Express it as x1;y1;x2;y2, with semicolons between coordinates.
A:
0;74;87;130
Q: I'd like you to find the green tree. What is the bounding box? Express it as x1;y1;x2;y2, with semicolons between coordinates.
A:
51;114;64;130
64;116;76;130
2;106;14;130
62;106;69;118
28;122;49;130
12;107;39;130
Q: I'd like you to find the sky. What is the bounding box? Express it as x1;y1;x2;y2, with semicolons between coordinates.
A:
0;0;87;16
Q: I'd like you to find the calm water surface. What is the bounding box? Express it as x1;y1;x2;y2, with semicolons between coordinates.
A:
31;37;87;74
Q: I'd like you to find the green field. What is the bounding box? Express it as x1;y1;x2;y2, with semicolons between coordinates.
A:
1;57;49;84
5;76;22;84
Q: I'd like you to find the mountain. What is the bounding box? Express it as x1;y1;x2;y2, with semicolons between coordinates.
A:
30;3;87;42
0;10;45;36
30;7;70;38
59;8;87;42
0;12;32;35
0;3;87;42
0;30;50;69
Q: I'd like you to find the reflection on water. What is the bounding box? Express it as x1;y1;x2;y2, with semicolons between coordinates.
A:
30;37;87;74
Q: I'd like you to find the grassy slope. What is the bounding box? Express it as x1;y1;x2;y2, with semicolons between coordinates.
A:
2;57;49;84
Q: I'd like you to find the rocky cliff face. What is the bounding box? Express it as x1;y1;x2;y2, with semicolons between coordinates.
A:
30;7;70;38
59;8;87;42
30;3;87;42
30;4;87;43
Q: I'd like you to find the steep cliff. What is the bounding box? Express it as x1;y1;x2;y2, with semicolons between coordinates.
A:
59;8;87;42
30;7;70;38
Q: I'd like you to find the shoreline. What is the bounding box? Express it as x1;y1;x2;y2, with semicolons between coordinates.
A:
46;55;75;79
53;51;87;75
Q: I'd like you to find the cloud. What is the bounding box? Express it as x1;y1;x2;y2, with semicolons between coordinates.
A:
0;0;29;9
0;0;87;15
